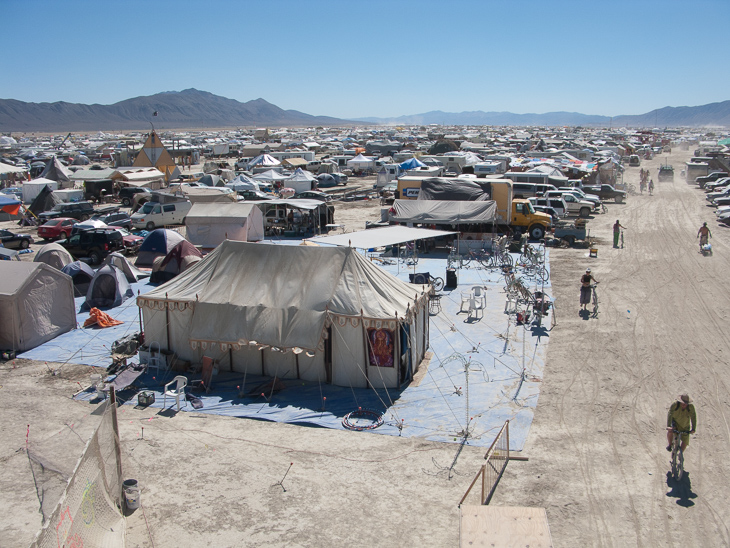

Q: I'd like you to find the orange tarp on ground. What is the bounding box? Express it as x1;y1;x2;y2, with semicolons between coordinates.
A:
83;308;123;328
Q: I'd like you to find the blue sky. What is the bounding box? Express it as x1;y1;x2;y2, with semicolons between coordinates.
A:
3;0;728;119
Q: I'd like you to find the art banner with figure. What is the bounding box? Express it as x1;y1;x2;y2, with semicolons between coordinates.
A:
367;328;394;367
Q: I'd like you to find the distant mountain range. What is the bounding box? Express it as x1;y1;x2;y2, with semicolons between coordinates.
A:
1;89;729;131
0;89;349;132
359;101;730;128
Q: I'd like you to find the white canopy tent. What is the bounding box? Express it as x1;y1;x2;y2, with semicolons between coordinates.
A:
308;226;455;249
346;153;375;171
283;168;316;194
0;162;26;174
138;241;429;388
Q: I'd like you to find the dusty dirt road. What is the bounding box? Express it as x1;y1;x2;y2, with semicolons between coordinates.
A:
493;148;730;547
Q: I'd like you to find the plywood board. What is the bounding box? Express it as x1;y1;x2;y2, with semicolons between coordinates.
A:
460;506;553;548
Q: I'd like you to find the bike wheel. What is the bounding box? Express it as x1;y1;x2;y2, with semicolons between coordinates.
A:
432;277;444;292
671;447;678;479
460;257;471;267
677;447;684;481
538;266;550;282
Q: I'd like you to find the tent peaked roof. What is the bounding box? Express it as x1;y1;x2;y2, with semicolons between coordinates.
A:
133;130;177;179
39;156;72;182
139;241;427;351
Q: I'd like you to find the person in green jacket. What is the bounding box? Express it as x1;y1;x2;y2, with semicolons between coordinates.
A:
666;394;697;452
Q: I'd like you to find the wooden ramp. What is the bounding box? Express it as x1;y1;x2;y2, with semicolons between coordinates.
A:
460;506;553;548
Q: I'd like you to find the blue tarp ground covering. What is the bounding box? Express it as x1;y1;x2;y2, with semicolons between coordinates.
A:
28;245;552;450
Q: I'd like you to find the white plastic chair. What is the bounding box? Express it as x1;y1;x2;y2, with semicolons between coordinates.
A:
473;286;487;309
163;375;188;411
468;296;484;320
146;341;163;375
460;291;471;312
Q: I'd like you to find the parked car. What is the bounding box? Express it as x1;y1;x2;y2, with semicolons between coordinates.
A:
91;211;133;230
580;184;627;204
37;217;78;241
706;187;730;202
2;186;23;201
59;228;125;265
703;178;730;191
0;228;33;249
38;201;95;222
556;188;602;207
696;172;728;188
529;196;569;218
118;186;151;207
544;191;594;218
114;228;143;254
711;196;730;208
293;190;332;202
238;189;274;201
531;205;561;225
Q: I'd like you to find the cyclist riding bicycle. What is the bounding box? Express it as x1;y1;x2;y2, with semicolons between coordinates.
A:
666;394;697;453
697;222;712;252
579;268;598;311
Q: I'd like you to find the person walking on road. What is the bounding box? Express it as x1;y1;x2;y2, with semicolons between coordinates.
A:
580;268;598;311
666;394;696;453
698;222;712;252
613;220;626;248
648;179;655;196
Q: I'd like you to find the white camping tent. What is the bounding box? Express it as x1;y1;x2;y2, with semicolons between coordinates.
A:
185;202;264;249
283;168;316;194
23;179;59;203
138;241;429;388
0;262;76;352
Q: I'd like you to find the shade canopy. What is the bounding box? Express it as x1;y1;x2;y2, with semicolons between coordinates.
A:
389;200;497;224
309;226;455;249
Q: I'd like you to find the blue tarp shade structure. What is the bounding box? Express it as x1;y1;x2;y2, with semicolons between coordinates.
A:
61;260;95;297
84;265;133;310
399;158;426;171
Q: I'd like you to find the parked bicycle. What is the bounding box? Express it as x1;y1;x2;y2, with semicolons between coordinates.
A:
399;242;418;265
448;246;471;269
411;272;444;292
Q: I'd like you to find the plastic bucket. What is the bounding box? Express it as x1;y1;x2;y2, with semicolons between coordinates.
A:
123;479;140;510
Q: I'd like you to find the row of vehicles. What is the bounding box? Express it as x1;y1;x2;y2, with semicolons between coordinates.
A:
693;171;730;226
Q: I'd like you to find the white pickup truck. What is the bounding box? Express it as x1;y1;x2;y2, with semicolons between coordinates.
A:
544;191;594;218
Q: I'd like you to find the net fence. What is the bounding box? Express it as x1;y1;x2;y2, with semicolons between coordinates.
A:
459;420;510;506
30;396;124;548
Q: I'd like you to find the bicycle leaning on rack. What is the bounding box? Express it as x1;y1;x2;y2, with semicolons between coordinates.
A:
668;426;691;480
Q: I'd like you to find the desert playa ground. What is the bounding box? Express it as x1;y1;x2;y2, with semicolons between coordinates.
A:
2;148;730;547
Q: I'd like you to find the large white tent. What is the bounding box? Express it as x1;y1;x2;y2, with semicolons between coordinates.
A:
283;168;316;194
0;262;76;352
138;241;429;388
185;202;264;249
346;153;375;171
